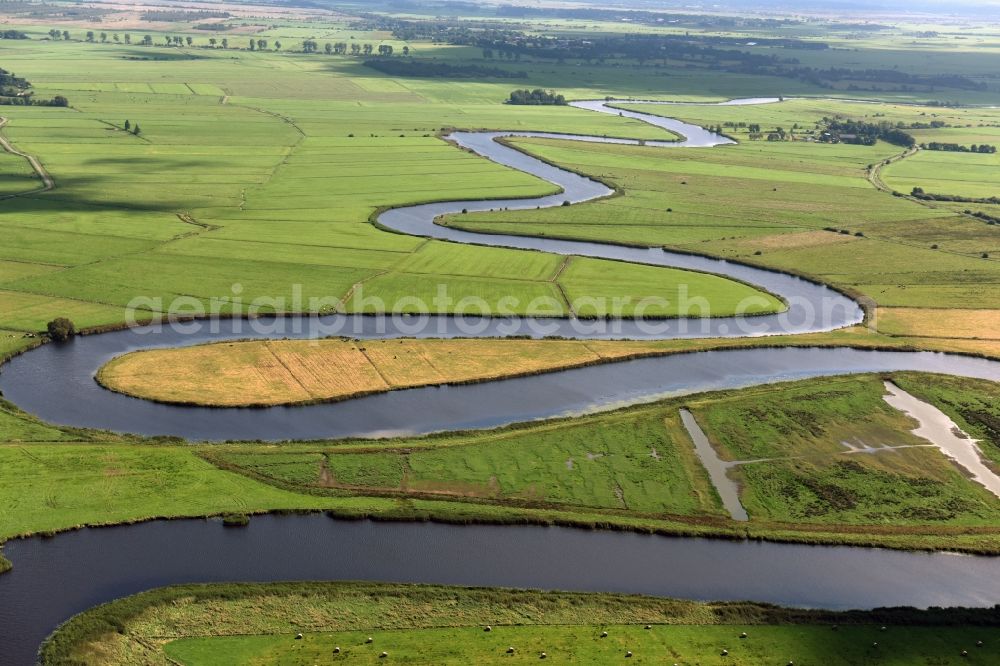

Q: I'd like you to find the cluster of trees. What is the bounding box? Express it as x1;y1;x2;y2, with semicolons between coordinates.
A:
0;68;67;106
123;119;141;136
507;89;567;105
0;29;28;39
0;67;28;94
46;29;71;40
364;59;525;79
821;119;916;148
922;142;997;153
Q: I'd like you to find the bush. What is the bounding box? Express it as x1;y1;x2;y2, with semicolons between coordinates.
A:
222;513;250;527
46;318;76;342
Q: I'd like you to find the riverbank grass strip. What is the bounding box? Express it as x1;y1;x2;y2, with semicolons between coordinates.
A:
41;582;1000;666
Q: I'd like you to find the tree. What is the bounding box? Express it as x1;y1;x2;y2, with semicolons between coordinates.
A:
351;43;361;55
62;30;70;41
274;40;281;51
257;39;267;51
402;45;409;56
124;119;131;131
124;33;131;44
164;35;172;45
363;43;373;56
209;38;217;48
47;318;76;342
113;33;120;43
100;32;107;43
378;44;393;56
48;29;60;40
249;39;255;51
324;42;333;54
132;123;141;136
301;40;318;53
51;95;69;107
141;35;152;46
221;38;228;49
186;36;193;46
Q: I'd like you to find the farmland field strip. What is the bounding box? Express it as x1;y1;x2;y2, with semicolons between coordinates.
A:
261;341;317;400
355;346;394;388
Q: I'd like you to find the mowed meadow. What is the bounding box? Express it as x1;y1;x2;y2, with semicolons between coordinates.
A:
0;37;795;342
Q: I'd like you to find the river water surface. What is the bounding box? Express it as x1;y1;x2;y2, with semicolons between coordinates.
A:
3;516;1000;665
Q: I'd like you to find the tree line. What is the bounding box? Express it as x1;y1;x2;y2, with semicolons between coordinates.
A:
911;188;1000;204
821;119;916;148
42;29;417;56
922;142;997;153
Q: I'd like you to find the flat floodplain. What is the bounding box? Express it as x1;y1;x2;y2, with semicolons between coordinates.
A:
2;11;1000;657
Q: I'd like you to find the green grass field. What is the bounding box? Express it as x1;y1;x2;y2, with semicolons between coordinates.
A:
0;38;806;331
164;624;997;665
883;150;1000;199
41;582;1000;666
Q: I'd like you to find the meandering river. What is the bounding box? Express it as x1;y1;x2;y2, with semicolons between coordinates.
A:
1;99;998;664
